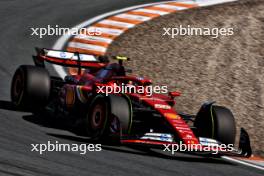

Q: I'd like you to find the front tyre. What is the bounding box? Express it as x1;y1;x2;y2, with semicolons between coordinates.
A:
194;104;236;145
85;94;132;142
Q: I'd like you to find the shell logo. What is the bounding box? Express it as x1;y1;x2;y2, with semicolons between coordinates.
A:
154;104;171;110
164;113;181;119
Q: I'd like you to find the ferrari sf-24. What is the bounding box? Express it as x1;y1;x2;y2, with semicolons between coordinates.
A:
10;48;252;157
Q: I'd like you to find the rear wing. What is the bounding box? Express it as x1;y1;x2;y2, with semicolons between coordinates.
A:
33;48;109;70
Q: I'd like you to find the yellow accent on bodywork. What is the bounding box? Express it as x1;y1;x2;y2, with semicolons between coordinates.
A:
116;56;128;60
210;105;215;138
122;94;133;134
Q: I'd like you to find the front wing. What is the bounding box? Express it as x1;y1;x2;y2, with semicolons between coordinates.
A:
120;128;252;158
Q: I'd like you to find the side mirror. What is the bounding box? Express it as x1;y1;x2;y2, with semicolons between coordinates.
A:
169;91;181;98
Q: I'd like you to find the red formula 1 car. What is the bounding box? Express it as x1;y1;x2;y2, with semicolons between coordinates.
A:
11;48;252;157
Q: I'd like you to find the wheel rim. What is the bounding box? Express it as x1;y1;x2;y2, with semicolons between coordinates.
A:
91;104;105;130
12;71;24;105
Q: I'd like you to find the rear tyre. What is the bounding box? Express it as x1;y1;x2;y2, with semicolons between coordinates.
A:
11;65;50;110
194;104;236;145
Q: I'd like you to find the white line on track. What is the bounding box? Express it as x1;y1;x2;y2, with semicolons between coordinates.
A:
154;4;188;10
222;156;264;171
195;0;236;6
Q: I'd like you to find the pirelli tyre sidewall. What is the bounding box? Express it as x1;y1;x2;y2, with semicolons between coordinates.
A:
194;105;236;145
11;65;50;110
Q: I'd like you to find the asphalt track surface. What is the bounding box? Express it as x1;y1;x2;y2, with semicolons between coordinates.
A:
0;0;263;176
